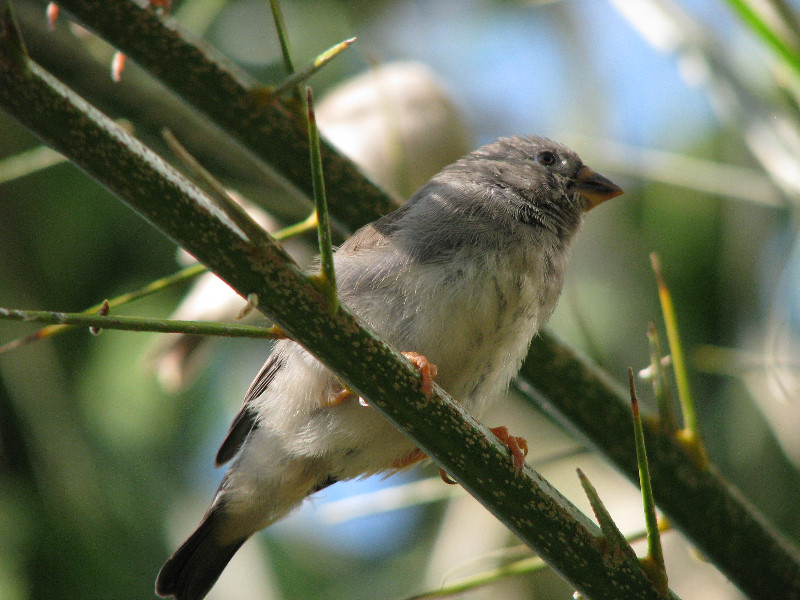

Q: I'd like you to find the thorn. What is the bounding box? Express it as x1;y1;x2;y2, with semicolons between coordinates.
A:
46;3;59;30
628;367;668;590
650;252;663;283
438;468;457;485
111;51;126;82
306;86;339;314
628;367;639;416
237;293;259;320
90;299;110;336
272;37;357;98
148;0;172;13
577;467;630;551
637;355;672;379
650;252;707;466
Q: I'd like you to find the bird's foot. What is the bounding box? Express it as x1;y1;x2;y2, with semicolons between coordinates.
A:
325;382;361;407
327;386;370;407
438;468;457;485
489;426;529;473
392;448;427;469
391;448;458;485
401;351;438;398
325;352;435;407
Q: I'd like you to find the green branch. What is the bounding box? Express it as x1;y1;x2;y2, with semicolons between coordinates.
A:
0;263;206;353
0;307;280;339
0;206;319;354
306;86;338;314
519;331;800;599
722;0;800;79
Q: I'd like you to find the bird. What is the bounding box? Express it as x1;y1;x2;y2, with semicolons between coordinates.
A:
155;135;623;600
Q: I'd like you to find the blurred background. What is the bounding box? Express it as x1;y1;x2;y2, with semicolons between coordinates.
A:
1;0;799;598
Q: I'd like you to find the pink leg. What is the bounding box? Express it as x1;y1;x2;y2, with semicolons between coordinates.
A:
391;448;427;469
324;386;354;407
391;448;457;485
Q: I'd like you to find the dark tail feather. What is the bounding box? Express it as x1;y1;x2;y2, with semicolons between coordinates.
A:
156;507;247;600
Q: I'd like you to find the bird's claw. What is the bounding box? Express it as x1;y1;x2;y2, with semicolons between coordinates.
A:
438;468;457;485
325;352;436;407
391;448;427;469
391;450;457;485
401;351;437;398
489;426;528;472
326;385;355;406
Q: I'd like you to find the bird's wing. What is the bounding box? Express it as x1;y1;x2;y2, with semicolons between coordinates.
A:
215;203;412;467
215;354;283;466
243;352;284;403
337;201;411;254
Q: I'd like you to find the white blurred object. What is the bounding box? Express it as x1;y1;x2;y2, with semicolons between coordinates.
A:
746;233;800;464
608;0;800;203
561;133;784;207
147;62;472;392
317;61;471;198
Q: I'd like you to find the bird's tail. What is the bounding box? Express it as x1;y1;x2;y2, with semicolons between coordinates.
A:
155;506;246;600
156;457;336;600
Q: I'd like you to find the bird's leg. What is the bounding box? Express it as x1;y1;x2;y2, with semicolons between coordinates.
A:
489;426;529;472
438;469;457;485
325;384;355;406
326;352;436;407
390;448;457;484
392;448;427;468
326;385;370;407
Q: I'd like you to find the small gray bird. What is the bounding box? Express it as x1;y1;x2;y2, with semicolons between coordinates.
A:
156;135;622;600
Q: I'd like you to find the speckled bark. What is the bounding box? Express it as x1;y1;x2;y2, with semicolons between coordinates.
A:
0;23;674;599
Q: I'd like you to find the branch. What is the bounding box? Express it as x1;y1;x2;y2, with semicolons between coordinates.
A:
0;13;674;599
9;3;800;598
519;331;800;599
0;307;280;339
54;0;398;230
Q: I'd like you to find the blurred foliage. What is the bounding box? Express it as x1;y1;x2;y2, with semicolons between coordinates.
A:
2;0;800;599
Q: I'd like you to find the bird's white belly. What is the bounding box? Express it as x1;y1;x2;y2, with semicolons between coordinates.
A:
263;241;566;478
402;247;561;417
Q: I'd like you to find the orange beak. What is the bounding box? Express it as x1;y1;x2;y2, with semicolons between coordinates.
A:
575;165;623;210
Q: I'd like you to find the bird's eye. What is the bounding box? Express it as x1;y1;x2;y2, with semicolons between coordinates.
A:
537;151;557;166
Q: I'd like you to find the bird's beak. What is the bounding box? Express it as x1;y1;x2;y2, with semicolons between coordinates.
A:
575;165;623;210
